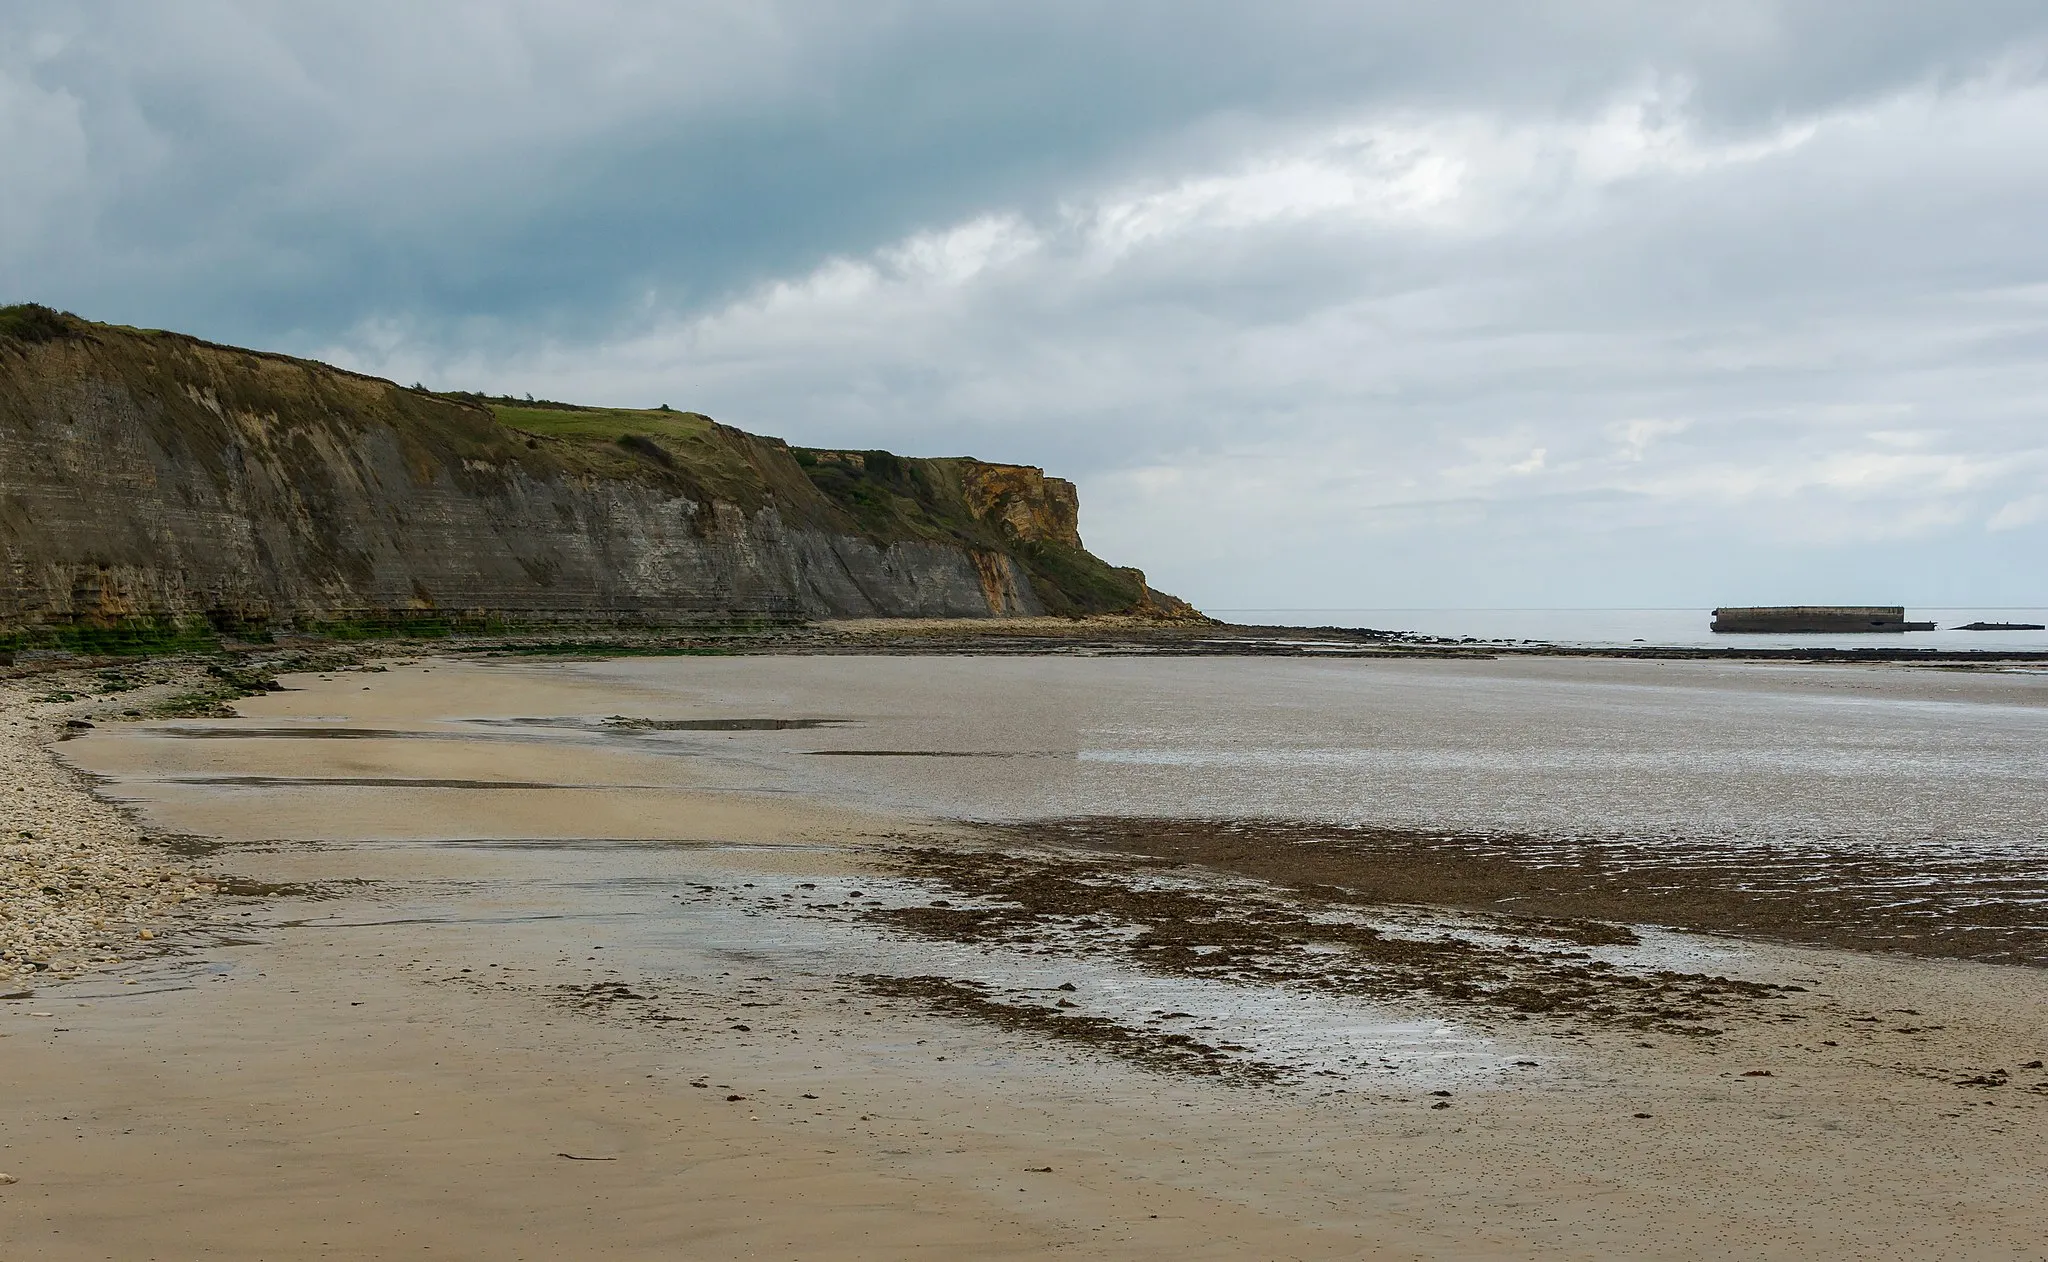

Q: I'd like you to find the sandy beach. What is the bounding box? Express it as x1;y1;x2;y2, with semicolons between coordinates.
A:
5;651;2048;1259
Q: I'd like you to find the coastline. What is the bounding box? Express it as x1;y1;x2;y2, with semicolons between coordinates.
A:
5;639;2048;1257
648;615;2048;663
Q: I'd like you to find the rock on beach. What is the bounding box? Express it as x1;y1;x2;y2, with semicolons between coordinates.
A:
1;672;215;979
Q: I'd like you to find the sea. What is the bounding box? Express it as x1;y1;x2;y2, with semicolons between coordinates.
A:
1211;608;2048;653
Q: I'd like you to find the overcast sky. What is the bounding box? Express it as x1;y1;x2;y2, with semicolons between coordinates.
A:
6;3;2047;609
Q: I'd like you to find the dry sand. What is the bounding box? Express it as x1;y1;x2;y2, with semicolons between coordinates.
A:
5;655;2048;1260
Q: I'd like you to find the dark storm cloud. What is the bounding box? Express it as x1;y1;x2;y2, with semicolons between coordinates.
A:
5;3;2047;605
10;1;2043;338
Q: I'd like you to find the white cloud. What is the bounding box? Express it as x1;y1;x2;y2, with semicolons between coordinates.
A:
1988;494;2048;531
1608;418;1691;462
882;216;1040;286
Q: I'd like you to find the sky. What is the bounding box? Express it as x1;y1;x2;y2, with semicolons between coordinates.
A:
5;2;2047;611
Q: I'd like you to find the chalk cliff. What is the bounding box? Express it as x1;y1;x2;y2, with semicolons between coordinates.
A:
0;305;1196;637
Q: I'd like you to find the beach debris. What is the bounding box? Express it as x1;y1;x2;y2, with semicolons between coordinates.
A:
726;1094;746;1102
555;1153;616;1161
0;1173;17;1185
1741;1069;1773;1077
1025;1166;1053;1173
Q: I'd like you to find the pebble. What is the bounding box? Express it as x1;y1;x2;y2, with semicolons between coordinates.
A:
1;671;219;979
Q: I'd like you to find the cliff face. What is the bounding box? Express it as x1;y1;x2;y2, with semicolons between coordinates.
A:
0;307;1193;634
958;462;1081;548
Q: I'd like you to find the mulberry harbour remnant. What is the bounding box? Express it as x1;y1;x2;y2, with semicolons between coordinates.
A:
1710;606;1936;634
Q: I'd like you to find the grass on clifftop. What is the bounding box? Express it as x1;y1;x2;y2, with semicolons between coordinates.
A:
471;401;797;513
488;404;718;445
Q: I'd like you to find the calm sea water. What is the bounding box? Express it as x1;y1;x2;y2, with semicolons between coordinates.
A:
1213;608;2048;652
565;655;2048;848
84;656;2048;850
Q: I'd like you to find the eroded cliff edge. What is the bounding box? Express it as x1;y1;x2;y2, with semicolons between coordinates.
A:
0;306;1197;638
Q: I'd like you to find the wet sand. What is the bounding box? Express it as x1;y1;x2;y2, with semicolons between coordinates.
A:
7;654;2048;1258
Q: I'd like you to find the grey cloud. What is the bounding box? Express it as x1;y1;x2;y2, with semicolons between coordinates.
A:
5;3;2047;605
10;2;2043;336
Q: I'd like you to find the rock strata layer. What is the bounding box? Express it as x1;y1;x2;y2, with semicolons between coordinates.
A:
0;307;1194;634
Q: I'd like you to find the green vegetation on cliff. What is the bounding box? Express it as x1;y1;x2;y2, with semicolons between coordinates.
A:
0;303;76;343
